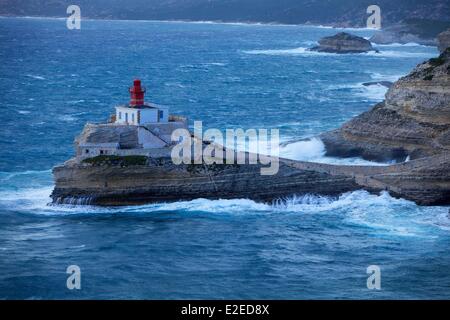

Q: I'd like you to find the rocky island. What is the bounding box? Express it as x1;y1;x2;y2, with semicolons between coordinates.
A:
310;32;376;54
52;39;450;207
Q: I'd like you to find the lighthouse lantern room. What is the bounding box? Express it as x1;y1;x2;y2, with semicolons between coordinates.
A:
115;79;169;125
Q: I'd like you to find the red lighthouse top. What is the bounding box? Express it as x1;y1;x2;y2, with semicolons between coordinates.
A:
129;79;146;107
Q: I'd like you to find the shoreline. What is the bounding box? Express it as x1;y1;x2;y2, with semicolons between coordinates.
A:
0;14;376;30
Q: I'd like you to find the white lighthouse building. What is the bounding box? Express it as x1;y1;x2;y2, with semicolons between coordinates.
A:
115;79;169;125
75;79;188;159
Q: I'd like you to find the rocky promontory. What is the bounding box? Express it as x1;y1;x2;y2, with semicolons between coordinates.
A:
51;36;450;207
52;150;450;206
438;29;450;53
310;32;375;53
321;47;450;162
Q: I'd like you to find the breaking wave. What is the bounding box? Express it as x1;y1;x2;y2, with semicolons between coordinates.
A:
243;46;435;58
327;82;389;102
374;42;432;47
243;47;320;56
279;138;390;165
1;180;449;237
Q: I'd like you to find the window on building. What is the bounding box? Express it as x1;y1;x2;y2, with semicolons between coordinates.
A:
125;113;128;123
159;110;164;119
85;149;89;154
119;112;122;120
132;113;135;123
100;150;104;155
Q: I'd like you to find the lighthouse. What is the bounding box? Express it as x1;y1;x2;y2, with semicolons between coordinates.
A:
129;79;146;107
115;79;169;125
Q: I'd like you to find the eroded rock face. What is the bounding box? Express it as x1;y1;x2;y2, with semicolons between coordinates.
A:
321;48;450;162
52;150;450;206
76;123;140;150
310;32;375;53
438;29;450;53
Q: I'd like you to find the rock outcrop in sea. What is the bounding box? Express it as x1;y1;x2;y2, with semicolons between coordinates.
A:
310;32;375;53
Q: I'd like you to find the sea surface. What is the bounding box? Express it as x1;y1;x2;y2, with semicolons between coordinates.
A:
1;17;449;299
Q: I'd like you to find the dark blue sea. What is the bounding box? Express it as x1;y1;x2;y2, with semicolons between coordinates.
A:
1;17;449;299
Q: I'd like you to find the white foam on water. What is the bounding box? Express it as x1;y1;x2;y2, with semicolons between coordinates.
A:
328;82;388;102
1;178;448;237
202;62;227;66
374;42;431;47
243;46;435;59
0;169;52;182
134;198;272;214
59;114;77;122
276;190;449;237
1;163;448;239
369;72;403;82
26;74;45;80
364;50;434;58
301;40;318;46
279;138;390;166
68;99;85;104
243;47;328;56
354;83;388;101
280;138;325;161
0;186;53;212
165;82;186;88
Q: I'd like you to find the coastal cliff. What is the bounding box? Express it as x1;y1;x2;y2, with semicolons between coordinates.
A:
52;151;450;206
438;29;450;53
321;47;450;162
52;156;359;205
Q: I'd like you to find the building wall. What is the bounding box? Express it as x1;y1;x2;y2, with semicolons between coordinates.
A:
116;106;169;125
77;147;172;160
158;106;169;122
143;120;188;144
139;108;159;124
78;147;119;159
116;107;139;125
137;127;167;148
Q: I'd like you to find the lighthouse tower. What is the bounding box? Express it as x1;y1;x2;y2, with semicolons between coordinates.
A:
129;79;146;106
115;79;169;125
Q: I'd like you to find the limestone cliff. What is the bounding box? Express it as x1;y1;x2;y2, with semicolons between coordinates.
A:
321;47;450;162
310;32;375;54
51;151;450;206
438;29;450;53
